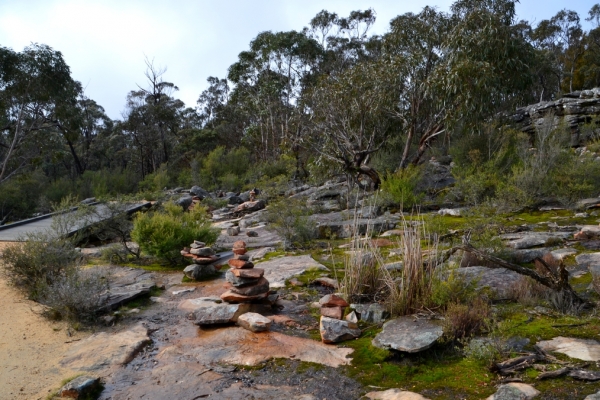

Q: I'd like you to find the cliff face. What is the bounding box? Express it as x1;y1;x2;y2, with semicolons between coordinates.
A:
513;89;600;145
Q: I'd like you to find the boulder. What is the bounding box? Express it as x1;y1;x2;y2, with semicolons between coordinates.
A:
237;312;272;332
372;317;443;353
183;264;217;280
254;255;328;288
176;195;193;210
574;225;600;240
320;316;361;343
351;303;390;323
585;391;600;400
576;253;600;280
190;185;210;199
454;266;522;300
365;388;430;400
246;230;259;237
485;383;540;400
536;336;600;361
227;226;240;236
60;376;101;399
179;298;250;325
227;195;244;205
234;200;266;214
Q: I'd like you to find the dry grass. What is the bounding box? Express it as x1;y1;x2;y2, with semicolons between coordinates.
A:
443;297;492;341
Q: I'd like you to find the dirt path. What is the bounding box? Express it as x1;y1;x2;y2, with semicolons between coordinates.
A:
0;242;88;400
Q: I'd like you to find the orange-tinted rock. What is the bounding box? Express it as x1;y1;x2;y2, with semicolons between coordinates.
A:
319;294;349;308
233;248;248;255
233;240;247;249
231;268;264;279
320;306;344;320
229;277;269;296
234;254;250;261
220;290;268;303
228;259;254;269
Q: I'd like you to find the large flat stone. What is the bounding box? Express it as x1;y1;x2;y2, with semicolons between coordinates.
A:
536;336;600;361
254;255;328;288
175;326;353;367
178;297;251;325
576;253;600;279
485;382;540;399
320;316;361;343
372;317;443;353
499;232;571;249
60;323;150;371
454;266;522;300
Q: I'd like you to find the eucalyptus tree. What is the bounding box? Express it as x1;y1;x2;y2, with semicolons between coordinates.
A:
0;44;81;184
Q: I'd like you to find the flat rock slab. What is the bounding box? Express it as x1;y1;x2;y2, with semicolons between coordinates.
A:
551;248;578;260
255;255;328;288
576;253;600;279
536;336;600;361
365;389;430;400
215;225;283;249
485;382;540;399
454;266;522;300
178;298;250;325
60;323;150;371
237;312;272;332
172;326;353;367
91;266;156;310
499;231;572;249
373;317;443;353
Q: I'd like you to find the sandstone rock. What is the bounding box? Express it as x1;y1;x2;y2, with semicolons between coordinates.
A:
228;277;269;296
233;240;247;249
228;259;254;269
574;225;600;239
237;312;272;332
438;208;463;217
536;336;600;361
254;255;328;288
247;230;259;237
550;248;577;260
321;306;344;320
351;303;390;323
320;316;361;343
179;298;250;325
485;382;540;400
60;323;150;371
499;231;571;249
319;294;349;307
190;247;216;257
233;248;248;255
365;388;430;400
220;290;269;303
454;266;522;300
176;195;193;210
234;200;266;214
372;317;443;353
231;267;264;279
190;185;210;199
183;264;217;280
313;277;339;289
193;240;206;246
234;254;250;261
60;376;101;399
585;391;600;400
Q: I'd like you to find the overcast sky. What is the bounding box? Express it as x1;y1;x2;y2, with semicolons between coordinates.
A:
0;0;595;120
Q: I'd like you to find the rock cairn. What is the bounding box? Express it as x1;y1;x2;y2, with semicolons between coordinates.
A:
319;294;361;343
221;241;270;303
181;241;219;280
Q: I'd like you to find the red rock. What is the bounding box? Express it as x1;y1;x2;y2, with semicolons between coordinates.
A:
182;253;219;265
319;294;349;308
233;240;247;249
220;290;268;303
233;248;247;255
234;254;250;261
231;268;264;279
228;259;254;269
320;306;344;320
229;277;269;296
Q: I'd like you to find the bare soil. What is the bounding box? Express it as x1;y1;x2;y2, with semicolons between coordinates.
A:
0;242;88;400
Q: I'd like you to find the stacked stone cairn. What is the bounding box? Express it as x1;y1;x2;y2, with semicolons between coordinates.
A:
181;241;220;280
319;294;361;343
220;241;270;303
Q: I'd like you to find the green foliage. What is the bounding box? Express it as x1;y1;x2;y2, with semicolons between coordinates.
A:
264;198;317;249
199;146;251;191
130;202;218;264
380;166;424;209
138;164;171;192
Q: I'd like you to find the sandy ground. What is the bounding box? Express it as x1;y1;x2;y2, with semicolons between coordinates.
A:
0;242;88;400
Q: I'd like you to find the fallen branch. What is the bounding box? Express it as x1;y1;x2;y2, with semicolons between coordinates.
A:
537;367;570;380
568;369;600;381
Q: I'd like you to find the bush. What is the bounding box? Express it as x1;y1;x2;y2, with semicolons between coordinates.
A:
130;202;219;264
380;166;423;210
199;146;251;191
443;297;491;341
264;198;317;249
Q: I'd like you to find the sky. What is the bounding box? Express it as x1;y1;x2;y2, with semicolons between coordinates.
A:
0;0;596;120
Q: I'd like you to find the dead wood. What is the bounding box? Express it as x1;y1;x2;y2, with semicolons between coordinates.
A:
536;367;571;380
568;369;600;381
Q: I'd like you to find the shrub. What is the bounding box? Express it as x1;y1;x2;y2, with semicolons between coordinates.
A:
380;166;423;210
130;202;219;264
199;146;251;191
264;198;317;249
38;268;109;322
443;297;491;341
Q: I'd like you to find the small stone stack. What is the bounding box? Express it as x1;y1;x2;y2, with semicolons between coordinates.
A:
319;294;361;343
221;241;270;303
181;241;219;280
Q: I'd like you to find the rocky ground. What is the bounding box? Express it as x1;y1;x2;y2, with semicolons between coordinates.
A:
6;184;600;399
